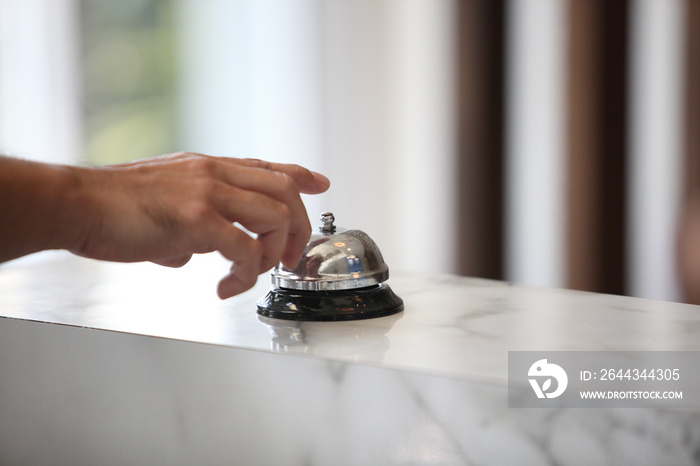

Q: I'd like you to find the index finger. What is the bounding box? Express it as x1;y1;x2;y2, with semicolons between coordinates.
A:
114;153;330;195
229;158;330;194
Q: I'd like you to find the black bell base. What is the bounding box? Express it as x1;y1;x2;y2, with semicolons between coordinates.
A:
256;284;404;321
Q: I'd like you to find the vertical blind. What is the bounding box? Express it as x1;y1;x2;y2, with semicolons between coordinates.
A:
457;0;695;302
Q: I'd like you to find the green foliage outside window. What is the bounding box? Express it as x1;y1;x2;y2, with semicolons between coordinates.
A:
80;0;177;165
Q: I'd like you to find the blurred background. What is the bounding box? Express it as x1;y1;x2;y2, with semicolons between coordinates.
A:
0;0;697;303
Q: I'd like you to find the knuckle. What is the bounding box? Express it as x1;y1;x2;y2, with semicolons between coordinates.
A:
276;172;298;194
288;164;312;184
247;238;264;261
192;176;218;198
287;163;305;177
244;158;271;171
274;202;292;223
185;155;218;174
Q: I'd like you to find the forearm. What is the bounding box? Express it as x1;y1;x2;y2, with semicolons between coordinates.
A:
0;156;88;262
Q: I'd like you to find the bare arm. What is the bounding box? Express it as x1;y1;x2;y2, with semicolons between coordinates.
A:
0;152;330;298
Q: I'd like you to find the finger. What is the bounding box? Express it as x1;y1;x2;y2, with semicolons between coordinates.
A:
203;220;263;298
208;183;291;272
218;262;258;299
206;169;312;269
151;253;193;268
255;228;289;273
112;153;331;194
226;158;330;194
217;261;259;299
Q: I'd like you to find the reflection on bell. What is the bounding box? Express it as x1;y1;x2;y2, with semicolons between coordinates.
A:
256;212;404;321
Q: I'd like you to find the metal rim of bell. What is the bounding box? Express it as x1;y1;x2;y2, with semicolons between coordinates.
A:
272;269;389;291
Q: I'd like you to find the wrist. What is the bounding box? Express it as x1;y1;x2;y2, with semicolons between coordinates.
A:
0;157;95;261
55;164;101;255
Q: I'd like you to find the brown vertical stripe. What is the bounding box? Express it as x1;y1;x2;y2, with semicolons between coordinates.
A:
685;0;700;196
566;1;628;295
566;1;604;292
455;0;505;279
679;0;700;303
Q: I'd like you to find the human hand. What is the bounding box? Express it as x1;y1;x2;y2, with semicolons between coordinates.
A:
68;152;330;298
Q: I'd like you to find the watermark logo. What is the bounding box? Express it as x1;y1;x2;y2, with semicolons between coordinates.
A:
510;351;697;408
528;358;568;398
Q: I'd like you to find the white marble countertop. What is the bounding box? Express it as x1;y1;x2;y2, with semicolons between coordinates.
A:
2;250;700;385
4;251;700;465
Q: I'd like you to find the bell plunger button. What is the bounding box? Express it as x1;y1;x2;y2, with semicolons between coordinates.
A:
320;212;336;234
